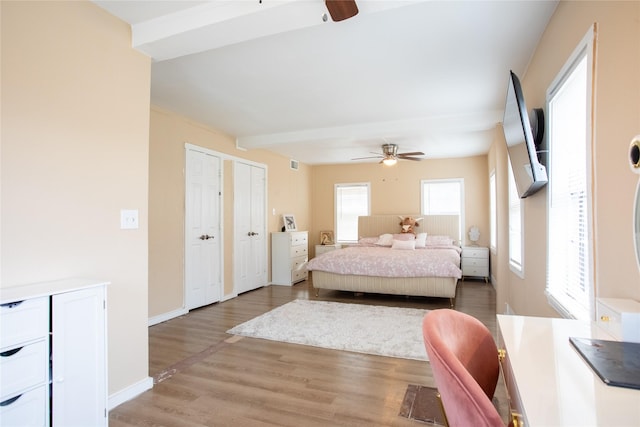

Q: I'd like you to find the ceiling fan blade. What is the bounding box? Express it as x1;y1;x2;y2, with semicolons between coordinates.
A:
399;157;424;161
325;0;359;22
398;151;425;157
352;155;383;160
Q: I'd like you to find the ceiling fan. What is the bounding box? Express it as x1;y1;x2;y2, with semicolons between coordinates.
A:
352;144;426;166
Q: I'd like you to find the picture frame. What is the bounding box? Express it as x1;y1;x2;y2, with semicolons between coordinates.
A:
319;230;334;245
283;214;297;231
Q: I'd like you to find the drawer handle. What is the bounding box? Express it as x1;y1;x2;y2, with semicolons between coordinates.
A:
0;394;22;407
0;347;23;357
498;348;506;362
600;315;610;322
0;301;24;308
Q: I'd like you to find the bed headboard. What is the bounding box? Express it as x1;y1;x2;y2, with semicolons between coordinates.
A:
358;214;460;242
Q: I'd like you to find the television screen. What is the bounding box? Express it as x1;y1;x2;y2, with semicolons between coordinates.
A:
503;71;548;198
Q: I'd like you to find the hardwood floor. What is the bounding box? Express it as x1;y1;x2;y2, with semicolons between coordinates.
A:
109;277;506;427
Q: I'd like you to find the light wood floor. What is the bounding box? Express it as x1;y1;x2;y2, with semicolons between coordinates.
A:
109;277;507;427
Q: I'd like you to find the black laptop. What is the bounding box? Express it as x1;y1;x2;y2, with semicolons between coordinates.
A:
569;337;640;390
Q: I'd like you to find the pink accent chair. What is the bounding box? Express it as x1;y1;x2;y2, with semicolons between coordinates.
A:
422;309;507;427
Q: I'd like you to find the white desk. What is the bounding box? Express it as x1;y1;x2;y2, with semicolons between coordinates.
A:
497;315;640;426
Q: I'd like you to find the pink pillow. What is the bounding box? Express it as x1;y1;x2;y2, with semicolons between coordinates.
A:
393;233;416;241
426;235;453;246
375;234;394;246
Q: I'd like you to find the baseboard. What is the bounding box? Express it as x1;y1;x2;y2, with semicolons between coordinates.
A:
108;376;153;410
148;307;188;326
221;292;237;302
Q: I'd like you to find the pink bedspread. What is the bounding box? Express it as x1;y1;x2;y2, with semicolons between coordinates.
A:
306;246;462;279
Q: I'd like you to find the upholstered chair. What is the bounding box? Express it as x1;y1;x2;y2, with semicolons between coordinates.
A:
422;309;507;427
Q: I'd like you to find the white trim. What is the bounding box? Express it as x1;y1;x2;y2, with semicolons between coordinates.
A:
108;377;153;410
334;182;371;243
421;178;465;243
148;307;188;326
489;170;497;252
545;24;596;322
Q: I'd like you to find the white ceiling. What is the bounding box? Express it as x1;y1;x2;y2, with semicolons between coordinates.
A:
93;0;558;165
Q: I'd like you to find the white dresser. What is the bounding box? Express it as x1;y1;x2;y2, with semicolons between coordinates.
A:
0;278;108;427
461;246;489;282
271;231;308;285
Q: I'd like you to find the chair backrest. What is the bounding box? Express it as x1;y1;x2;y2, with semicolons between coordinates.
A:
422;309;505;427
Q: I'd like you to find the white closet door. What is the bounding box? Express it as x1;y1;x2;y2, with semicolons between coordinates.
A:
234;162;267;294
185;147;222;309
51;286;106;427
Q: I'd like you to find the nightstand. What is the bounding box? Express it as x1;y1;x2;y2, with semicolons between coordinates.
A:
461;246;489;283
315;244;342;257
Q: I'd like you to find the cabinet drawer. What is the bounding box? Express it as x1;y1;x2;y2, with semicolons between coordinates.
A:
289;245;308;258
597;298;640;342
0;385;48;427
290;255;308;271
291;269;307;283
0;297;49;350
462;258;489;268
0;340;49;400
290;232;308;246
463;266;489;277
462;247;488;259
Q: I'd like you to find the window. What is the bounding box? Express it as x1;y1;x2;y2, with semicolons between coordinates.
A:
490;171;497;251
335;183;370;243
421;179;464;241
546;27;595;321
508;163;523;275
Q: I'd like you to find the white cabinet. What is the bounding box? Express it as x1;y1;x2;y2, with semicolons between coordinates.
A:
0;279;108;427
315;244;342;257
461;246;489;282
271;231;308;285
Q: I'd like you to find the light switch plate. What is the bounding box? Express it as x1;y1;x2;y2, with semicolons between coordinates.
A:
120;209;139;229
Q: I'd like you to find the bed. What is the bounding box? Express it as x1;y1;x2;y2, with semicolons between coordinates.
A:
306;214;462;307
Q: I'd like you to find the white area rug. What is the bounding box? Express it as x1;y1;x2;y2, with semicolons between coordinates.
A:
226;299;429;361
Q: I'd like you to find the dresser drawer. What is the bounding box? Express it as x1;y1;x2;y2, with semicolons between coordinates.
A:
0;385;48;427
290;232;308;246
0;297;49;350
290;255;308;271
291;269;308;284
462;258;489;268
0;340;49;400
462;266;489;277
462;247;488;259
289;244;308;258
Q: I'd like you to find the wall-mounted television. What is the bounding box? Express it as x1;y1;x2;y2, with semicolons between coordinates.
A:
502;70;548;198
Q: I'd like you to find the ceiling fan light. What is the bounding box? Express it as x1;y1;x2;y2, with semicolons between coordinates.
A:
382;157;397;166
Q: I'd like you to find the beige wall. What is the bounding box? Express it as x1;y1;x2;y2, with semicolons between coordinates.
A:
1;1;151;397
491;1;640;316
309;156;490;253
148;107;311;318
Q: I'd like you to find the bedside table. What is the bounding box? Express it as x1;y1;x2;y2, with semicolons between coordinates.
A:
315;244;341;257
461;246;489;283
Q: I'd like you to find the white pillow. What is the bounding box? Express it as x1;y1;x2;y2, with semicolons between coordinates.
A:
415;232;427;248
375;233;394;246
392;239;416;250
